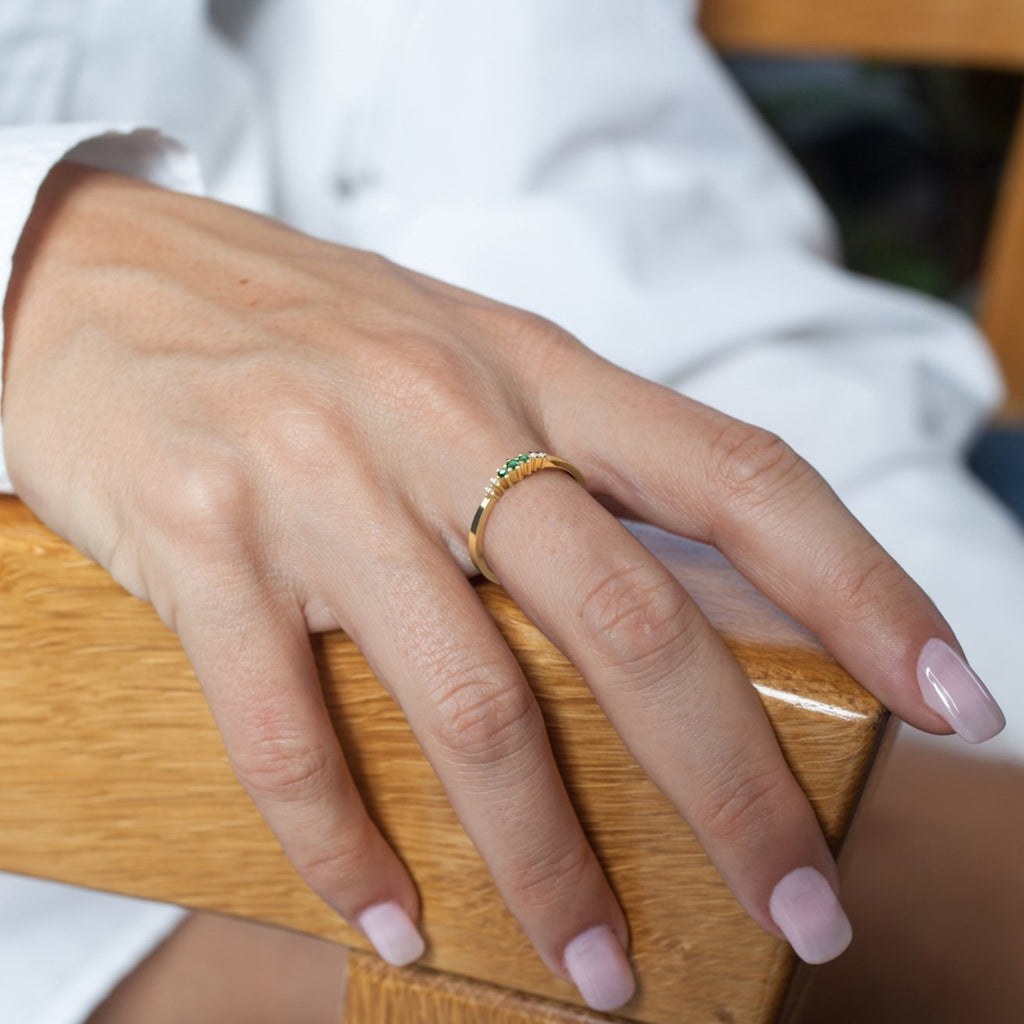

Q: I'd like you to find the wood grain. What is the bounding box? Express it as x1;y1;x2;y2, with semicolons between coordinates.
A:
345;952;621;1024
699;0;1024;69
0;498;886;1023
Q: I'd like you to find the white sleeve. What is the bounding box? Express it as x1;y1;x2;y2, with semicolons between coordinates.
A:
330;0;1002;473
0;125;204;493
0;874;185;1024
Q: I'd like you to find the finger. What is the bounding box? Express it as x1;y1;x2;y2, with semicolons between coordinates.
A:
173;567;427;968
339;529;636;1012
560;367;1005;744
483;470;852;964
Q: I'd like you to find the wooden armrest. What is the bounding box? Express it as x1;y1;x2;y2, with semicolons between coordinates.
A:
0;496;886;1023
699;0;1024;69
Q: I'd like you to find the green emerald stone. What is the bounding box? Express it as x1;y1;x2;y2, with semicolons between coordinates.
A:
497;467;509;477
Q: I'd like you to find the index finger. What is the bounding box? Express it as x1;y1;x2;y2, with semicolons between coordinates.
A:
560;365;1005;744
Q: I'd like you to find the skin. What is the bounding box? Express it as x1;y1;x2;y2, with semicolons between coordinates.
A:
2;163;970;1009
86;914;348;1024
795;740;1024;1024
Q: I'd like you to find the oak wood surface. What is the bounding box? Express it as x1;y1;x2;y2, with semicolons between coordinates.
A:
701;0;1024;418
700;0;1024;68
0;496;886;1023
345;952;620;1024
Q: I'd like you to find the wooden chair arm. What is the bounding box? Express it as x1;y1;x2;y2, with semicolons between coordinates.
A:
0;496;886;1023
700;0;1024;68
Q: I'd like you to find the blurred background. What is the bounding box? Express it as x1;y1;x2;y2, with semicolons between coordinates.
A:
719;56;1024;1023
727;56;1024;523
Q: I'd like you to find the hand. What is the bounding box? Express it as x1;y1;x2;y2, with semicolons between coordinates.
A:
2;164;1004;1012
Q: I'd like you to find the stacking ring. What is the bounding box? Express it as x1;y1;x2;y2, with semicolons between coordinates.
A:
468;452;586;584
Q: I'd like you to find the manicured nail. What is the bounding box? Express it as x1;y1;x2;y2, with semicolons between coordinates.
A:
564;924;635;1012
769;867;852;964
917;638;1006;744
358;901;426;966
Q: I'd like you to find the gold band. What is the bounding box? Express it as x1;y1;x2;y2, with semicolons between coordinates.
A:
468;452;586;584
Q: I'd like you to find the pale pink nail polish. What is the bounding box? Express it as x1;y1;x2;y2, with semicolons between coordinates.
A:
564;924;635;1012
358;901;426;966
917;638;1006;744
769;867;852;965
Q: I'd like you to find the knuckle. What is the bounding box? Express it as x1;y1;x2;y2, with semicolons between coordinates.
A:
363;333;498;444
232;727;338;805
503;309;574;350
822;548;906;622
426;670;538;764
696;753;792;850
371;335;467;411
287;817;380;894
710;420;810;512
578;562;694;678
504;840;594;915
498;309;584;375
151;453;252;550
260;400;345;479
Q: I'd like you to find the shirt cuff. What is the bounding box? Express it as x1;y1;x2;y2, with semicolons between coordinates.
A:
0;872;187;1024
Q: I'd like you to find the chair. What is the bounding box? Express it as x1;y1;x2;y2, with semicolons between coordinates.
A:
0;500;884;1024
4;2;1022;1021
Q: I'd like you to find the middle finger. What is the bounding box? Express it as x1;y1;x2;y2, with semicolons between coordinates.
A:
337;520;637;1012
480;468;852;964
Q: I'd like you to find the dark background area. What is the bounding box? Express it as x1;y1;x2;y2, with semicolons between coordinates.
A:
729;58;1024;523
730;59;1021;306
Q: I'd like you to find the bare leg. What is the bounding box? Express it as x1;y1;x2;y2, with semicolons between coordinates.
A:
793;737;1024;1023
86;912;348;1024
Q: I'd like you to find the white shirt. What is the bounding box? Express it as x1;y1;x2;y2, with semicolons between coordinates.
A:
2;2;1022;1020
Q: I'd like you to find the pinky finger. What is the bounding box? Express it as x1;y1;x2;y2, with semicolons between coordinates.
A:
174;578;426;967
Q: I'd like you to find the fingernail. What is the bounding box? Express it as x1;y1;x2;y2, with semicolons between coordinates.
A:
564;924;635;1012
358;901;426;966
917;638;1006;744
769;867;852;964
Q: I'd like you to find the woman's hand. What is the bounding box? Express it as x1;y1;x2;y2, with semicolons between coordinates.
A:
2;164;1004;1012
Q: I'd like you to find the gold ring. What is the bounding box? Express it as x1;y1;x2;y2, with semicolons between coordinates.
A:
468;452;586;584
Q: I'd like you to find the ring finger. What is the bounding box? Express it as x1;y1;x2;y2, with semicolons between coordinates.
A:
337;521;637;1012
477;467;852;964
